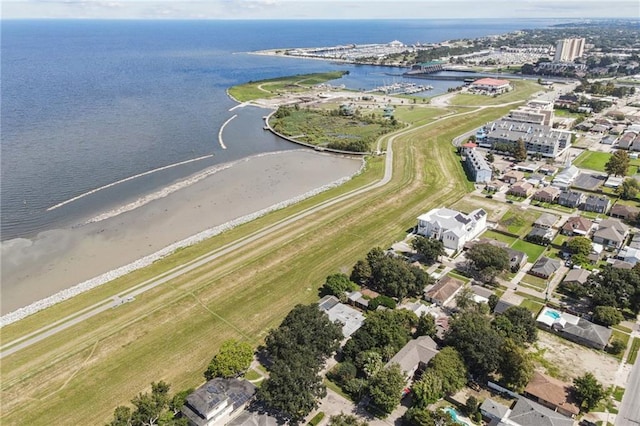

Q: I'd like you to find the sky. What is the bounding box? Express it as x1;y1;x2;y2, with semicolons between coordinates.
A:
2;0;639;20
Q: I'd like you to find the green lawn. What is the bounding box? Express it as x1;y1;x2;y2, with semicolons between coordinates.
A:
511;240;546;262
393;106;451;124
520;299;544;316
228;71;347;101
449;80;544;107
481;230;518;245
0;85;534;425
613;386;625;402
611;329;630;361
520;273;548;291
573;151;610;172
529;200;575;213
499;209;541;237
628;337;640;365
613;324;633;333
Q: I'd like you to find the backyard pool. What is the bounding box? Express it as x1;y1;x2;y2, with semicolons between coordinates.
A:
444;407;469;426
544;309;561;320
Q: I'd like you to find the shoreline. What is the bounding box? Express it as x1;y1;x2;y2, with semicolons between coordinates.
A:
1;150;364;323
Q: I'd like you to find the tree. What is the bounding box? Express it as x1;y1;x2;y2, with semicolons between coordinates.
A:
367;363;406;416
465;396;479;417
488;294;499;313
513;139;527;162
498;339;534;392
573;373;605;411
486;152;495;163
351;259;372;285
608;339;626;355
428;347;468;395
264;304;343;364
587;266;640;313
342;310;416;362
412;236;445;265
321;273;358;300
592;305;624;326
204;339;254;380
108;406;133;426
355;351;384;379
494;306;538;345
444;311;504;379
402;407;456;426
566;236;592;257
618;178;640;200
130;381;171;426
328;413;369;426
411;370;444;406
466;243;510;283
605;150;630;177
415;313;436;338
258;357;325;424
454;285;476;311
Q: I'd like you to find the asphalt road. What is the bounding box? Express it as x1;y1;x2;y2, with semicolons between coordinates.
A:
618;344;640;426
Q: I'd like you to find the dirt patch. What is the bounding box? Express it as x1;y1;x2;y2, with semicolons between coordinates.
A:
532;330;619;386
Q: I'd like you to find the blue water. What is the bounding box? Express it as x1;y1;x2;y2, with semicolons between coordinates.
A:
444;407;469;426
1;19;563;240
545;309;562;319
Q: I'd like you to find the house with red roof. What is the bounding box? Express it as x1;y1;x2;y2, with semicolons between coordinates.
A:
469;78;511;94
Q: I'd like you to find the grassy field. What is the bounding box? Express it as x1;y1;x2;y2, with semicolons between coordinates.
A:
227;71;347;102
481;229;517;245
520;273;548;292
449;80;545;107
574;150;640;176
270;108;401;151
0;88;526;424
499;208;541;236
520;299;544;316
511;240;547;262
611;329;631;361
628;337;640;365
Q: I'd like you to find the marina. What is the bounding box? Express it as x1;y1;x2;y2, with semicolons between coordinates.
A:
369;82;433;95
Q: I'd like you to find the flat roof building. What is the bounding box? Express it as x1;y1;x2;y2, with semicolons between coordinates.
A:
477;118;571;158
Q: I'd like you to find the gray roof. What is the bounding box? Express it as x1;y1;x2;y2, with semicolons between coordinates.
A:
494;299;516;314
560;318;613;348
593;219;628;244
318;295;365;338
558;190;582;206
480;398;510;420
507;398;574;426
528;227;553;240
386;336;439;376
584;195;610;211
563;268;591;285
466;148;492;173
183;379;256;426
535;213;559;228
531;257;561;277
228;410;281;426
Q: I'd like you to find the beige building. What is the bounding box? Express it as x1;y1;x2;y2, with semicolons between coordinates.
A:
554;38;585;62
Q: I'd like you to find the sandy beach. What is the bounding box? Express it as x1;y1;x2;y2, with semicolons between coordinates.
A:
0;149;363;316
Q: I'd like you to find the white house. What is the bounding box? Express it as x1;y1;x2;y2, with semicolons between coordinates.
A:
416;207;487;251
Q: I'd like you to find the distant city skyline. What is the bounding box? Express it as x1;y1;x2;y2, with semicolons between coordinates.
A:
3;0;639;20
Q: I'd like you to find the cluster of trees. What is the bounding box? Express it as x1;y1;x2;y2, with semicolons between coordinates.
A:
321;273;359;301
328;309;436;415
492;139;527;162
411;236;445;265
618;178;639;200
585;265;640;314
564;236;593;268
444;308;536;392
257;304;343;424
605;150;630;177
465;243;511;283
204;339;254;380
410;348;468;406
108;381;192;426
351;247;434;300
575;80;635;98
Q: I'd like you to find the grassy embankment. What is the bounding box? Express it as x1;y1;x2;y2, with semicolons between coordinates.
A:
227;71;348;101
1;82;528;425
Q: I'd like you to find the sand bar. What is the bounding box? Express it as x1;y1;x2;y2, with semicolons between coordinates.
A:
0;150;363;316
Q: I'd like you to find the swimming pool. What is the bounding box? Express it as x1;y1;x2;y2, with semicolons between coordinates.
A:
444;407;469;426
545;309;561;320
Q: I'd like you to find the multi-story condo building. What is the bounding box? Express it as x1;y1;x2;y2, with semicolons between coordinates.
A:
553;38;585;62
463;148;492;183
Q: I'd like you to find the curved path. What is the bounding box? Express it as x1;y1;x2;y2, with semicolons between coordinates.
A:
1;98;523;358
0;102;485;358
